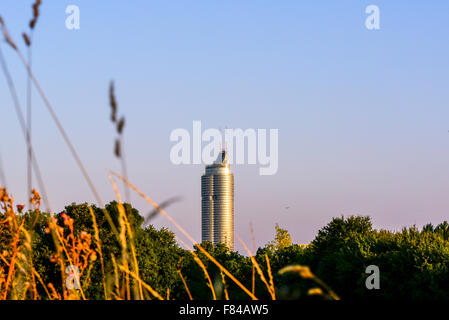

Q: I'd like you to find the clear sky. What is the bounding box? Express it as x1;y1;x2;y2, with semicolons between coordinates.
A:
1;1;449;253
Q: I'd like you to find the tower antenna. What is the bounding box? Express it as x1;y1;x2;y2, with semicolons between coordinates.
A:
225;125;228;153
219;126;223;151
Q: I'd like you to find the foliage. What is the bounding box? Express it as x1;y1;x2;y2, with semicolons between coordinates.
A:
2;195;449;300
265;224;292;252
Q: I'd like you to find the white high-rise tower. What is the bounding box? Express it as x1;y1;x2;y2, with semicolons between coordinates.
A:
201;150;234;250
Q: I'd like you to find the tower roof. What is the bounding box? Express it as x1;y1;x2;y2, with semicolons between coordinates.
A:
205;150;231;173
214;150;228;165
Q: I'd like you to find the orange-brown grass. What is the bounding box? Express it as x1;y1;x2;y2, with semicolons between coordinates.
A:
250;222;256;296
177;258;193;300
237;235;276;300
220;271;230;300
1;187;101;300
0;187;45;299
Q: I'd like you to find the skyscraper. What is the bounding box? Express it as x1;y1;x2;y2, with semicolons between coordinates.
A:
201;150;234;250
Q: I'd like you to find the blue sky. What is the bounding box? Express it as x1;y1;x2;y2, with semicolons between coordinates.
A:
1;1;449;252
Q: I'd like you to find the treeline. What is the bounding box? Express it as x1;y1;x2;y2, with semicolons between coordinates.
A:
1;202;448;300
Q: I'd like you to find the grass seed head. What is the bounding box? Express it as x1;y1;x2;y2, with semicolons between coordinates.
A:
22;33;31;46
29;0;42;29
109;81;117;122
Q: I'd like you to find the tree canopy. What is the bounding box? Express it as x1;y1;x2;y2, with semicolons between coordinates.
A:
2;202;448;300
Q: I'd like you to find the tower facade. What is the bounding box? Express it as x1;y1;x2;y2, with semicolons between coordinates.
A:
201;150;234;250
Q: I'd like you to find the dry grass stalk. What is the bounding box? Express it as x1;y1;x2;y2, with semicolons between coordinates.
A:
32;268;52;300
47;283;61;300
118;265;164;300
0;188;42;300
88;206;108;299
0;17;17;51
108;175;143;299
110;254;121;299
308;287;324;296
0;188;29;299
250;222;256;295
220;271;230;300
177;258;193;300
265;254;275;298
193;253;216;299
237;235;276;300
177;238;216;300
24;1;42;210
0;28;51;213
109;82;130;203
47;211;99;300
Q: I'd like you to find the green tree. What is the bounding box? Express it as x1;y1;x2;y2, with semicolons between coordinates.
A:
435;221;449;241
265;224;292;251
422;223;434;233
